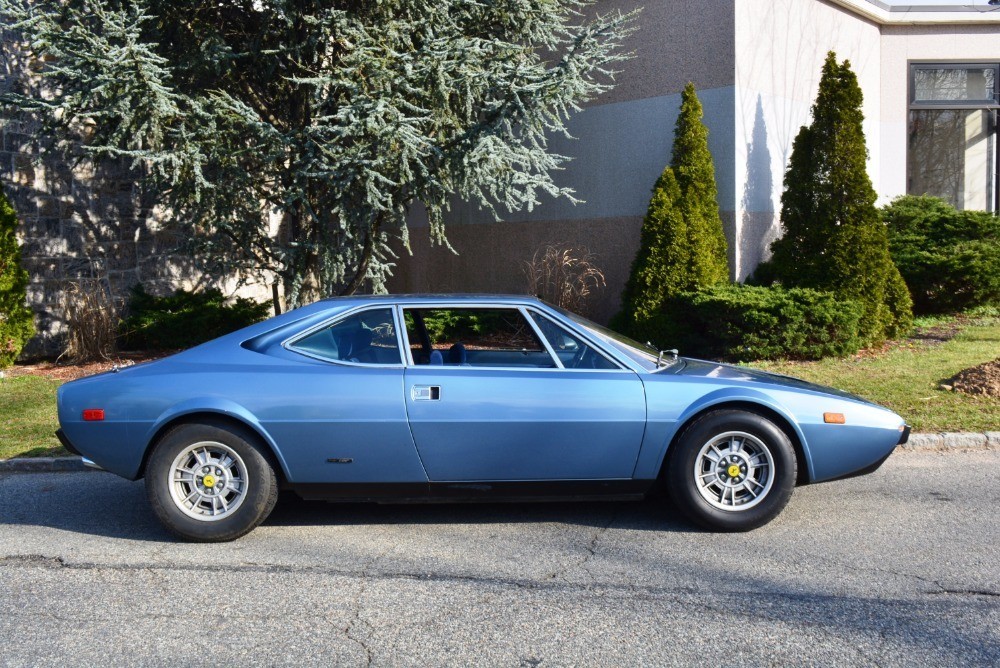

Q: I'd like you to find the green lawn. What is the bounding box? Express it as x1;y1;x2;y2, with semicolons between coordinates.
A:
749;320;1000;433
0;375;65;459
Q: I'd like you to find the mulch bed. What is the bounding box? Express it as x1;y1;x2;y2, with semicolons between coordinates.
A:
4;352;173;382
943;358;1000;398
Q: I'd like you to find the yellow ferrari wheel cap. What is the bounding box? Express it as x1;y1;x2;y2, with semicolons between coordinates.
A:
202;474;217;488
727;464;741;478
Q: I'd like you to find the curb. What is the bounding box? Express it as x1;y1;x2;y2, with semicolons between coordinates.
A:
2;432;998;473
901;431;1000;451
0;457;92;473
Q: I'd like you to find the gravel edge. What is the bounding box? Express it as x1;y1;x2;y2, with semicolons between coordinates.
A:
2;431;997;473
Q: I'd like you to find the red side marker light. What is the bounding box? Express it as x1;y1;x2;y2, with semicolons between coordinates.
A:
82;409;105;422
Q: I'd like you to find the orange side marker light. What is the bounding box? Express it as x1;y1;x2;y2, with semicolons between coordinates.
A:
823;412;846;424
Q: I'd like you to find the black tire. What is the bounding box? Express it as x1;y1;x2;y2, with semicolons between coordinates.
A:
667;409;797;531
145;420;279;542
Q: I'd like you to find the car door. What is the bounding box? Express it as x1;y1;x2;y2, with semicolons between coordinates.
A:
264;305;429;485
401;304;646;481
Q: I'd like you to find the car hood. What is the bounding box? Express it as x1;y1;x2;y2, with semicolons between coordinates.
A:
670;358;874;405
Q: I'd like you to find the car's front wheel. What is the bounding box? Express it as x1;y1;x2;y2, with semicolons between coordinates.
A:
667;409;797;531
145;421;279;542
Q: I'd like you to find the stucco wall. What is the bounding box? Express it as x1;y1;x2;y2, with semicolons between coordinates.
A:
2;1;739;347
733;0;882;280
879;24;1000;205
592;0;736;104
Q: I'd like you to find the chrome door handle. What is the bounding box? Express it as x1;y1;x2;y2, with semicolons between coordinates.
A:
411;385;441;401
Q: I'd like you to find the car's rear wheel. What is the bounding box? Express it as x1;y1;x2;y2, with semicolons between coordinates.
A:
145;421;279;542
667;409;797;531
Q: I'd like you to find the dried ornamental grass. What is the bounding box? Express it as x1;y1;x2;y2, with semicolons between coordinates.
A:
524;243;606;315
60;279;119;362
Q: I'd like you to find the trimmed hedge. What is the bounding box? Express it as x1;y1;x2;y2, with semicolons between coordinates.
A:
632;284;863;362
882;195;1000;314
120;284;271;350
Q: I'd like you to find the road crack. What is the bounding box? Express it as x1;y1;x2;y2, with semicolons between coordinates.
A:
343;546;389;667
926;588;1000;598
543;509;618;584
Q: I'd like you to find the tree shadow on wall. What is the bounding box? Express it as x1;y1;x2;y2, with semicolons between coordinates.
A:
740;96;778;280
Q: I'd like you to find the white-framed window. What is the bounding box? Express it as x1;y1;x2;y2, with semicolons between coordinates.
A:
908;63;999;212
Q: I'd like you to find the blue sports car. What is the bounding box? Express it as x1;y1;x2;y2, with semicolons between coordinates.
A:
56;295;909;541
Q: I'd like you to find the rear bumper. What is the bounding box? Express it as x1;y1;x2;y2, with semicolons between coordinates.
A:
55;429;81;456
55;429;105;471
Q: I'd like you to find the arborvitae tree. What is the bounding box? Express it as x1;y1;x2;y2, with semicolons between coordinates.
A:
0;1;635;309
767;53;911;344
672;83;729;287
0;188;34;368
615;82;727;332
613;169;687;328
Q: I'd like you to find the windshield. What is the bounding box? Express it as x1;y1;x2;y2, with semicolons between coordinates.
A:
551;306;671;371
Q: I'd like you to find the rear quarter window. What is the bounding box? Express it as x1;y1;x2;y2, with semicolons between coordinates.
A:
290;307;401;364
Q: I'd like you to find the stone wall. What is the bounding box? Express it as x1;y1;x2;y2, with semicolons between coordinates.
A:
0;111;204;357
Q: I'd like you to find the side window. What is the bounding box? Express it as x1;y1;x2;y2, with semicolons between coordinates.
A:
404;308;555;368
530;313;618;370
290;307;401;365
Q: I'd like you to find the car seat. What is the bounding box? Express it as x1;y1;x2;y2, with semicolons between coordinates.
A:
448;343;467;365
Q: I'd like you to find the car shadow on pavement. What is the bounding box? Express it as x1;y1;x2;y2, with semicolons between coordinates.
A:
0;471;701;541
0;472;174;542
264;490;697;533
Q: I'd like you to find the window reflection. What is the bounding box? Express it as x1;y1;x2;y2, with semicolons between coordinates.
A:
908;109;996;211
914;67;995;102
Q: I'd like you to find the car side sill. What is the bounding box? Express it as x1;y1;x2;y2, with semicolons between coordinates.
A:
288;479;654;503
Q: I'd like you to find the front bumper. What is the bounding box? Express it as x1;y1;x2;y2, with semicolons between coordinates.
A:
898;425;912;445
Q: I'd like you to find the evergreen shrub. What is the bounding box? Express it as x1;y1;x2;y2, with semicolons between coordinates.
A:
764;53;912;345
0;189;34;367
614;82;728;334
120;285;270;350
882;195;1000;314
634;284;863;362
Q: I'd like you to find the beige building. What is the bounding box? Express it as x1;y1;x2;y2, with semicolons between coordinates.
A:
391;0;1000;321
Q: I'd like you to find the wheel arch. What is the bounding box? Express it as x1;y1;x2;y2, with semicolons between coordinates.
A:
659;400;812;486
137;407;290;484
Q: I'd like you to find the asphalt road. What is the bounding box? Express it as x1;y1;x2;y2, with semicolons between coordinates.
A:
0;450;997;667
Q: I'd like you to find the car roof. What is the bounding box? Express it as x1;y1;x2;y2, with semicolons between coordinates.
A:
316;294;545;306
